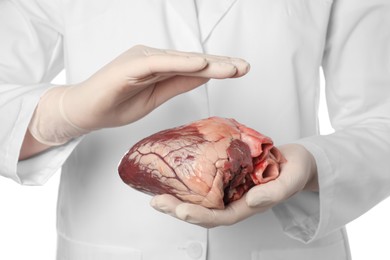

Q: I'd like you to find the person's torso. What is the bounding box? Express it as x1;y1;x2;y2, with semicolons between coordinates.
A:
54;1;349;259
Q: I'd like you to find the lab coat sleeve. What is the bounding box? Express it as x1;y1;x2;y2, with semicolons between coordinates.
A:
0;0;79;185
272;0;390;243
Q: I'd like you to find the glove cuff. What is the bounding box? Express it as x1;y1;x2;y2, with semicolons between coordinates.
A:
28;86;90;146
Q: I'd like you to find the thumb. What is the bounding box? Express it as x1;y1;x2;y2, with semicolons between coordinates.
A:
246;179;286;208
150;194;182;216
153;76;210;106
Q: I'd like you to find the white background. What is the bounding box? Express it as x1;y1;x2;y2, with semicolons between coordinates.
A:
0;71;389;259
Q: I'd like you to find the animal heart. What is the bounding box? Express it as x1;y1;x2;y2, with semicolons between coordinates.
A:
118;117;286;209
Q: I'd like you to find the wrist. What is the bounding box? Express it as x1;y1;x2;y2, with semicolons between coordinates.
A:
302;146;319;192
28;86;90;146
19;129;52;160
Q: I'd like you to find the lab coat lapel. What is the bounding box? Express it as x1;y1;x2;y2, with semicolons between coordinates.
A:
167;0;201;41
197;0;237;43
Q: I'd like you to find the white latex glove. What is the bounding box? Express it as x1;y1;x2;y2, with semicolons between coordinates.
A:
28;45;250;145
150;144;318;228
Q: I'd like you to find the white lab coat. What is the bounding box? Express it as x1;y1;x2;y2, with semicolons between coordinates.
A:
1;0;390;259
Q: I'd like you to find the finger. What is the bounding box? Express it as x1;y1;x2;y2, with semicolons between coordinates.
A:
114;76;210;125
200;57;249;78
147;59;239;80
145;54;208;75
150;194;183;217
144;46;250;78
132;60;239;85
122;60;239;106
175;203;218;228
175;196;263;228
246;178;287;208
162;49;251;77
124;45;249;79
186;62;238;79
210;197;265;225
127;46;249;81
230;60;250;78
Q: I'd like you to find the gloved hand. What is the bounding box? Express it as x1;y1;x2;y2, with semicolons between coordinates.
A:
28;45;250;145
150;144;318;228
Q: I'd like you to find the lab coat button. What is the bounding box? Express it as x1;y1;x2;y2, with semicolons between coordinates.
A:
186;242;203;259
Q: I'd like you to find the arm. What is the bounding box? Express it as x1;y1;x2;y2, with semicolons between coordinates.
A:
20;46;250;159
149;0;390;242
272;0;390;242
2;1;250;183
0;0;65;184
